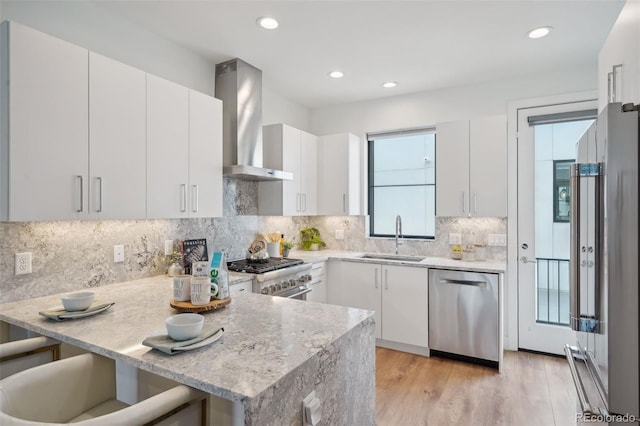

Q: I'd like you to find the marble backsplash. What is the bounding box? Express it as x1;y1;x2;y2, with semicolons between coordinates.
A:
0;179;506;303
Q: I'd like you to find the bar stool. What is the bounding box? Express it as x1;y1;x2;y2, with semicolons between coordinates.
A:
0;336;61;379
0;352;207;425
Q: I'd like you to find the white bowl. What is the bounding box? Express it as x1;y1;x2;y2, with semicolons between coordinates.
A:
61;292;95;312
165;313;204;341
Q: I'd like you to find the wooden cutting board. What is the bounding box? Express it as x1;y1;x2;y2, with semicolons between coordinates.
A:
169;297;231;313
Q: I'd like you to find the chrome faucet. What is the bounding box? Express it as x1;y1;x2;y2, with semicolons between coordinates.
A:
395;214;403;254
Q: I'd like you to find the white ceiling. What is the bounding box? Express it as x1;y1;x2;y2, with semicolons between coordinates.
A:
95;0;625;109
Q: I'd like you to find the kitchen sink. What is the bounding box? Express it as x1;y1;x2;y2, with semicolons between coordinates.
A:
358;254;425;263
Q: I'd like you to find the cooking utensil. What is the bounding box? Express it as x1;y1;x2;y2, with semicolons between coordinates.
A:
247;240;270;263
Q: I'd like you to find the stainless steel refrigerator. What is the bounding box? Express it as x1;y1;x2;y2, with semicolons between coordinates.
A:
565;102;639;423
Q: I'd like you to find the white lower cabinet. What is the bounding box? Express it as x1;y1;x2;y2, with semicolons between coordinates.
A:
327;260;428;347
306;262;327;303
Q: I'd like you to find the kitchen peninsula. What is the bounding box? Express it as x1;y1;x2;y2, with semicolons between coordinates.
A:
0;276;375;425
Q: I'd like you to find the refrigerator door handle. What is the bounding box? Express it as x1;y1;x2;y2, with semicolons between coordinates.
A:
570;163;603;333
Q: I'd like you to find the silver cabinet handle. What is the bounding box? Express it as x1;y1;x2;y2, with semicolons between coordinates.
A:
302;193;307;212
96;177;103;213
296;193;301;212
461;192;465;214
76;175;84;212
342;194;346;213
384;269;388;290
180;184;187;212
607;71;613;103
374;269;379;289
520;256;537;264
192;184;199;212
473;192;477;214
612;64;622;102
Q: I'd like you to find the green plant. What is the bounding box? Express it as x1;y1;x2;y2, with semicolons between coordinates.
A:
283;239;295;250
167;250;183;264
300;228;326;250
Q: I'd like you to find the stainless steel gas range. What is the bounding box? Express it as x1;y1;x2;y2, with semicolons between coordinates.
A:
227;258;313;300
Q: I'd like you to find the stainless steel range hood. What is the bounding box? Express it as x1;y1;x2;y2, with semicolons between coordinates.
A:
215;58;292;181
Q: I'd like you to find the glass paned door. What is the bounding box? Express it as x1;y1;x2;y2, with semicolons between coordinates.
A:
518;101;596;354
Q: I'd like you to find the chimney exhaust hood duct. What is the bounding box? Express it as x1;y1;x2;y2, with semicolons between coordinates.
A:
215;58;292;181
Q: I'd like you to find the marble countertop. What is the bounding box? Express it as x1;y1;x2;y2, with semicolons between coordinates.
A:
0;276;374;402
285;250;506;273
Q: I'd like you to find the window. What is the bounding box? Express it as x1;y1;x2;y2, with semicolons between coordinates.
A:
553;160;573;222
367;128;436;239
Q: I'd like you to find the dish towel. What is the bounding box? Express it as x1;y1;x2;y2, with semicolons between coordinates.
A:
39;302;115;321
142;326;224;355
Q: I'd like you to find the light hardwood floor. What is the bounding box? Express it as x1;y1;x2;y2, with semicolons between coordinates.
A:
376;348;578;426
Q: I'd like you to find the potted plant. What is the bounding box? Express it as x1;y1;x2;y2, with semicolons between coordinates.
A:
282;239;295;258
166;250;184;277
300;228;326;251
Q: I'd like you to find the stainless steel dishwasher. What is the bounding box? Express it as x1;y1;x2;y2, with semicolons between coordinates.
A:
428;269;499;365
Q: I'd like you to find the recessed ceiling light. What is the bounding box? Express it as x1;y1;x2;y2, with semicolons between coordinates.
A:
257;17;279;30
382;82;398;88
329;71;344;79
527;26;552;39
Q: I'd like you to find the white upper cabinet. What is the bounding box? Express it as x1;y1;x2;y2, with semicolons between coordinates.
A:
436;115;507;217
146;74;190;219
1;21;88;221
147;77;223;219
435;121;470;217
188;89;223;218
89;52;146;219
317;133;361;215
258;123;318;216
598;0;639;111
1;21;223;221
300;130;318;215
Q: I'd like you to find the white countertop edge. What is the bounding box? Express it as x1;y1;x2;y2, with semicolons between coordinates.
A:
284;250;506;273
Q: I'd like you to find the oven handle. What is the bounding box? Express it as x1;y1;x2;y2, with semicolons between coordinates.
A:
285;288;313;299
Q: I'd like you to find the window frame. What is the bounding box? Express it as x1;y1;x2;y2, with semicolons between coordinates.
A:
367;128;436;240
553;159;573;223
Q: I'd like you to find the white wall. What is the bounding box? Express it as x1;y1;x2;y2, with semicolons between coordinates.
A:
310;68;598;137
0;0;310;129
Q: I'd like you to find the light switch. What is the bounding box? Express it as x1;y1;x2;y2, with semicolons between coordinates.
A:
335;229;345;240
488;234;507;247
164;240;174;255
449;233;462;245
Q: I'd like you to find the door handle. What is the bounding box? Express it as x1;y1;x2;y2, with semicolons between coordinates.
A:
180;184;187;212
96;177;103;213
374;269;379;289
520;256;537;264
192;184;199;213
76;175;84;212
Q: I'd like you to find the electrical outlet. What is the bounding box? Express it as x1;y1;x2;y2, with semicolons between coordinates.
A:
113;245;125;263
488;234;507;246
15;252;32;275
164;240;174;255
335;229;344;240
449;233;462;245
